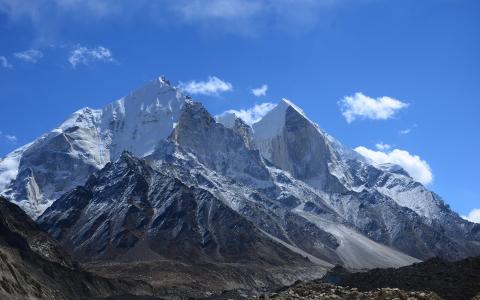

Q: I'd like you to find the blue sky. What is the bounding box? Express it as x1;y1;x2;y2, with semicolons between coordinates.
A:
0;0;479;220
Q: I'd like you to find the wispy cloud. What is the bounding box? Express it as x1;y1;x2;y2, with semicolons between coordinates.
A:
172;0;263;21
355;146;433;185
169;0;342;35
68;45;114;68
399;124;418;135
0;56;12;68
339;92;409;123
462;208;480;224
251;84;268;97
0;0;347;41
170;0;263;35
178;76;233;96
217;102;276;125
0;131;17;144
14;49;43;63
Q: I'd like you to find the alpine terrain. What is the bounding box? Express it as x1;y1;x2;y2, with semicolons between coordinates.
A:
1;76;480;297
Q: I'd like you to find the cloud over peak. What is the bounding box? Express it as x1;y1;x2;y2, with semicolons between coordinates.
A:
355;146;433;185
375;142;391;151
68;45;114;68
251;84;268;97
217;102;276;125
178;76;233;96
462;208;480;224
339;92;409;123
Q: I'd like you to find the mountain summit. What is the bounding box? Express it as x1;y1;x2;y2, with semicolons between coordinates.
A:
0;76;186;217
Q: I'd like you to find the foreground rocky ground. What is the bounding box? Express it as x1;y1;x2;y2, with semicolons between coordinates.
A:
248;256;480;300
322;257;480;300
254;282;441;300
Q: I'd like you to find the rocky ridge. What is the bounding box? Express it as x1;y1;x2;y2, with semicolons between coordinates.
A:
0;196;154;300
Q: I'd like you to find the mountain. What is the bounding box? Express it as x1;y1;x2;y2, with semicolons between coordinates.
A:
149;101;419;269
0;196;154;300
37;151;331;297
0;76;186;218
2;76;480;296
249;98;480;261
38;151;309;266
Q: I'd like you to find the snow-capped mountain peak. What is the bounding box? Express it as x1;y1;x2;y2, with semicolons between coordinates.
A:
57;107;102;132
252;98;310;140
100;76;186;158
0;76;186;217
280;98;308;117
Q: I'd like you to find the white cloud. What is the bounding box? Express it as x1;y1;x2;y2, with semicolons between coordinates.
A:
462;208;480;224
339;92;409;123
217;102;276;125
0;56;12;68
251;84;268;97
375;142;391;151
178;76;233;96
0;131;17;143
355;146;433;185
399;128;411;135
14;49;43;63
68;45;114;68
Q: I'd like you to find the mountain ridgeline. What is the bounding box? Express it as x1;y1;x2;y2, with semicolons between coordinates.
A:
1;76;480;297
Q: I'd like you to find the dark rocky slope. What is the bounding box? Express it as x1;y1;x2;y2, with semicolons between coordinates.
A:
37;152;326;298
255;256;480;300
0;196;153;300
323;256;480;300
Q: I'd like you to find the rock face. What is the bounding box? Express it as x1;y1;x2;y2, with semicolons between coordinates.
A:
253;99;345;192
0;196;153;300
170;101;271;183
38;152;308;266
37;151;330;297
0;77;186;218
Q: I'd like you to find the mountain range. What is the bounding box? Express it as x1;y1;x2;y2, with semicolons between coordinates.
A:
1;76;479;297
